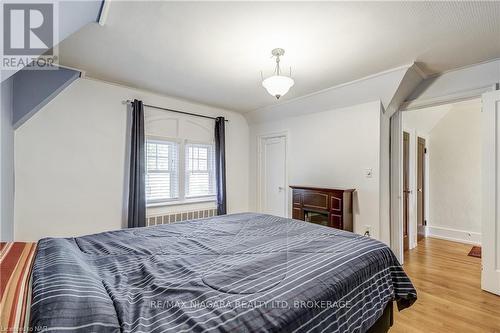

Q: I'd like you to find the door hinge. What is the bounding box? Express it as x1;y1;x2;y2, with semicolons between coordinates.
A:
424;220;427;226
424;148;427;154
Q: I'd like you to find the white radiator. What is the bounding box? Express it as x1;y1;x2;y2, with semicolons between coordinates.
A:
147;208;217;226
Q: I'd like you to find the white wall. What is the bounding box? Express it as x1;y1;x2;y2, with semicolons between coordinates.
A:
1;77;15;241
427;100;482;243
249;101;384;239
14;78;249;241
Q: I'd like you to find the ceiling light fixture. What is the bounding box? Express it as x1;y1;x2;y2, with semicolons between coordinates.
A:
261;48;294;99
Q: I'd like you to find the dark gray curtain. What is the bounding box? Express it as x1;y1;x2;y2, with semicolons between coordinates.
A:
215;117;227;215
128;99;146;228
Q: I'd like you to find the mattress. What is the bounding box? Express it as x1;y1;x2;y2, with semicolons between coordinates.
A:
31;213;417;332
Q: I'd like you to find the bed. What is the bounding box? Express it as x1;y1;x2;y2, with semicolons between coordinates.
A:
30;213;416;332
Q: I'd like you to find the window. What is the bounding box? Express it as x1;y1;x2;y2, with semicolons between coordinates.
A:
185;143;216;198
146;140;178;202
145;139;215;204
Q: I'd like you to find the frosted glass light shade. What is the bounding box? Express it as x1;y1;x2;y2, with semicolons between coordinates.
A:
262;75;295;99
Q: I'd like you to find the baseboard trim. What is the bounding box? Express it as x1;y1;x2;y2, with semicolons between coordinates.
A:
426;226;481;245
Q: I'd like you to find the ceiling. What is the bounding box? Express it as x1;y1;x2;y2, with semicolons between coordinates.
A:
58;1;500;113
403;99;481;134
403;103;452;134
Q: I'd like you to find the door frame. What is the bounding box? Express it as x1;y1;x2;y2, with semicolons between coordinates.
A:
390;85;497;264
403;131;410;251
402;128;430;249
257;131;290;217
416;135;428;243
482;89;500;295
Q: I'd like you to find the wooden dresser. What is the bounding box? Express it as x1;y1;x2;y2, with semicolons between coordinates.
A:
290;186;354;232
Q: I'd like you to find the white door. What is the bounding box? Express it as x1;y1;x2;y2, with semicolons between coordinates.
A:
390;111;404;264
482;90;500;296
259;135;287;217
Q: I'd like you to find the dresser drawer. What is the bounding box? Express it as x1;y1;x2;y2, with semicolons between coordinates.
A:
292;191;302;207
330;193;343;213
292;207;303;220
330;213;343;229
303;191;329;210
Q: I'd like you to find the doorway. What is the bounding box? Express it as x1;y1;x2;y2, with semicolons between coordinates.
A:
258;133;288;217
391;90;500;296
399;99;481;252
403;131;425;251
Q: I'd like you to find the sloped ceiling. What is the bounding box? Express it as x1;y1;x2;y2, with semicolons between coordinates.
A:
0;0;102;82
402;99;482;134
12;67;80;129
403;104;452;134
58;1;500;112
246;64;415;123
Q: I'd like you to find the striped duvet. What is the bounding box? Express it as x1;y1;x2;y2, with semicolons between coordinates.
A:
31;213;417;332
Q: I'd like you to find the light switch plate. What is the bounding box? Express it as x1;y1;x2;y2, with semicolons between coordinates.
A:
364;168;373;178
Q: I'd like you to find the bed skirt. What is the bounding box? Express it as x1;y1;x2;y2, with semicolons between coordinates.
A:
367;301;393;333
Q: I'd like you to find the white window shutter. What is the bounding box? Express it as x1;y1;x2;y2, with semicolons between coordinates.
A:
145;140;179;202
185;143;216;198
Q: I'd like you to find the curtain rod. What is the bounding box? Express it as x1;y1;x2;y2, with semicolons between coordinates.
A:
124;100;229;122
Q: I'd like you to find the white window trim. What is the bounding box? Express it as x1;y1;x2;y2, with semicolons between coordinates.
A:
145;138;180;203
146;137;216;207
147;196;215;208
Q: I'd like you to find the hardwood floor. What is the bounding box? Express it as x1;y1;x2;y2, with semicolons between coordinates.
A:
390;237;500;333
